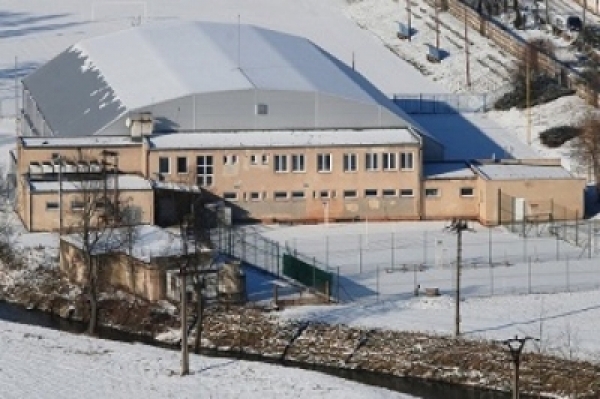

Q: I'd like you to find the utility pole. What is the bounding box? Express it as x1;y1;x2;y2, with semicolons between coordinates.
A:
445;219;473;337
435;0;440;51
464;9;471;89
52;154;63;235
501;336;539;399
407;0;412;42
526;44;532;146
180;268;189;375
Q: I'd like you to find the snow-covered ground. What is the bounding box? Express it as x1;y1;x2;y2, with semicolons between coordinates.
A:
279;289;600;362
0;318;416;399
0;1;599;394
244;220;600;362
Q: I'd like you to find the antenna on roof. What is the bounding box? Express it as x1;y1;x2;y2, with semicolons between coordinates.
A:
237;14;241;69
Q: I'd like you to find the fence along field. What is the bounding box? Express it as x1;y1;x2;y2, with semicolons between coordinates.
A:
230;220;600;303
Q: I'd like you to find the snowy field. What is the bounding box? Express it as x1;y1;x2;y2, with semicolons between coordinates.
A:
240;220;600;362
252;221;600;301
0;319;415;399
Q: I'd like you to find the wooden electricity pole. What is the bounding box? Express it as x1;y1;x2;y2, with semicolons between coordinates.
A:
181;270;189;376
526;45;532;146
407;0;412;41
435;0;440;51
465;9;471;88
445;219;473;337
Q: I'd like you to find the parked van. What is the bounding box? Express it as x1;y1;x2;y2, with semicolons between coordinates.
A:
552;14;582;32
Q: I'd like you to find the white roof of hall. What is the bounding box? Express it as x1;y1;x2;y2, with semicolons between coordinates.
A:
71;20;374;108
148;129;420;150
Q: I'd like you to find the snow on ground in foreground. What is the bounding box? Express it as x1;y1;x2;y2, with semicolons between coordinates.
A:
279;290;600;362
0;319;415;399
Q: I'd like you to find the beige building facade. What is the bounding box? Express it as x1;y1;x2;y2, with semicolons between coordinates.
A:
14;134;586;231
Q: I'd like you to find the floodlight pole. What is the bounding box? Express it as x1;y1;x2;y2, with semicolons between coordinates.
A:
455;223;462;336
446;219;472;337
501;336;538;399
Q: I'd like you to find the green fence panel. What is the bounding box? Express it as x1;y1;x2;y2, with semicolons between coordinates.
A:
282;254;332;294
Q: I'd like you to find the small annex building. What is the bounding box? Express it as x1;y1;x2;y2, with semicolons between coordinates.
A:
59;224;212;302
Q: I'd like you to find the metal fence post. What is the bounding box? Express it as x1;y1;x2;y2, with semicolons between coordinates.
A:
490;263;494;296
391;232;395;269
337;266;340;302
528;257;532;294
359;234;363;274
566;256;570;292
376;265;380;302
326;235;329;267
312;257;317;290
254;232;258;265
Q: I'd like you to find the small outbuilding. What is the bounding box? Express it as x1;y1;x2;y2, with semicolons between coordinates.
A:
59;224;212;302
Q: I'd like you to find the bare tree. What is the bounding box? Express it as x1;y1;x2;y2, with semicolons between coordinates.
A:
65;154;131;335
571;112;600;200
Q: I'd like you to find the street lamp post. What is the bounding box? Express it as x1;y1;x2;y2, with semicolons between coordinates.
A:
501;335;539;399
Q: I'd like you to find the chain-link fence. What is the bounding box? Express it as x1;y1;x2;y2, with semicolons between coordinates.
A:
210;226;339;301
268;223;600;303
392;93;490;114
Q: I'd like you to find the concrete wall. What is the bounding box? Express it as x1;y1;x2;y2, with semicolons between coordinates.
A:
148;143;422;222
23;188;154;232
423;178;479;220
478;178;586;225
109;89;407;134
60;240;167;301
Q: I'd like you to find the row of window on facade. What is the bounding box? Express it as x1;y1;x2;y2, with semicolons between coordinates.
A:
156;152;415;177
219;187;474;202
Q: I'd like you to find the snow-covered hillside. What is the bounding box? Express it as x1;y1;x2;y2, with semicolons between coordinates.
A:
0;319;415;399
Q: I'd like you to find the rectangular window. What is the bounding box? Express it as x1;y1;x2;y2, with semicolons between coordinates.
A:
319;190;331;199
291;191;305;199
261;154;269;165
401;152;414;170
365;153;379;171
250;155;258;165
196;155;214;187
364;189;378;198
46;202;59;211
223;155;238;165
291;154;305;172
382;189;397;197
249;192;261;201
274;191;288;201
158;157;170;174
177;157;187;174
71;201;85;211
382;153;397;171
460;187;474;197
274;155;288;173
317;153;332;172
343;190;358;199
223;192;238;201
343;153;357;172
425;188;439;197
400;189;414;197
256;103;268;115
